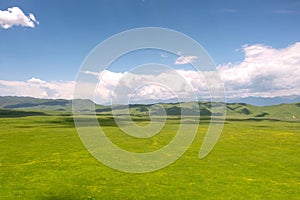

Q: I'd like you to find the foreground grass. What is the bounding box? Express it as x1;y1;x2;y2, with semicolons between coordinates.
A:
0;113;299;199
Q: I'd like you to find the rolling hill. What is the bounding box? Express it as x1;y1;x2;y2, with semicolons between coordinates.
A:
0;96;299;120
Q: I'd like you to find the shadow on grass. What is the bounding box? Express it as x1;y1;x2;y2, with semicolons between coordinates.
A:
0;109;48;118
46;115;211;128
37;194;82;200
225;117;282;122
47;116;118;127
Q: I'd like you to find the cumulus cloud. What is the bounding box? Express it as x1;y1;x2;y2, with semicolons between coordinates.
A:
218;42;300;98
0;7;39;29
88;69;206;104
175;55;198;65
0;78;74;99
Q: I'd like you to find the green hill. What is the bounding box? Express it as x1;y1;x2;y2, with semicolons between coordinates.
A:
0;96;92;111
0;96;72;111
0;96;299;120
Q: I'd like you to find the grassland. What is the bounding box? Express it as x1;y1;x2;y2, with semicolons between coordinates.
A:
0;109;299;199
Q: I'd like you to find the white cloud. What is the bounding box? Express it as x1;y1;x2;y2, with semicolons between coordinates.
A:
0;7;39;29
0;78;74;99
97;69;206;104
81;70;100;77
28;13;39;24
79;69;206;104
175;55;198;65
218;42;300;98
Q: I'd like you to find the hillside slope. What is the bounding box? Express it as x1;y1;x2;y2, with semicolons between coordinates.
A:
0;96;299;120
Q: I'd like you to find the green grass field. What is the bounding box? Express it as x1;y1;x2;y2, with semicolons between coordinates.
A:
1;112;300;199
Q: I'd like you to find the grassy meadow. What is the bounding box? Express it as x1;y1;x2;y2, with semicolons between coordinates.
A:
0;109;299;199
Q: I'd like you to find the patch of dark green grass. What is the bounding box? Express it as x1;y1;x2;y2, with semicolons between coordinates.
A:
0;109;47;118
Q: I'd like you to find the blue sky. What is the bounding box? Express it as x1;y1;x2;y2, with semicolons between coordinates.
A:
0;0;300;101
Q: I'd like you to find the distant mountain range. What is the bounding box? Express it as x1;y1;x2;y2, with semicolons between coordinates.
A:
0;96;299;120
107;95;300;106
226;95;300;106
147;96;300;106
